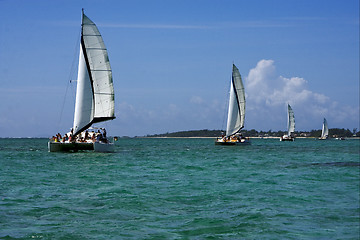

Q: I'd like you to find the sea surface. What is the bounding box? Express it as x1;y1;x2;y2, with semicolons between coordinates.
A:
0;138;359;239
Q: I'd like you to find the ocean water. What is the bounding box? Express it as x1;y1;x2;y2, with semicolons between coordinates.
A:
0;138;359;239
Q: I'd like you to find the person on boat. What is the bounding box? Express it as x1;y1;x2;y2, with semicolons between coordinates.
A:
91;133;96;142
85;130;89;140
69;134;75;143
219;132;224;142
96;132;102;142
102;128;107;138
236;134;241;141
55;133;61;142
219;132;225;142
96;131;109;143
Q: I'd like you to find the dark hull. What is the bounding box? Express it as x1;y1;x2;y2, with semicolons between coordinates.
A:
280;138;295;142
48;142;94;152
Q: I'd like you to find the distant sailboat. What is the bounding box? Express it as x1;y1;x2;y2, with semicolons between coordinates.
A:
215;64;250;145
280;104;295;141
318;118;329;140
48;9;115;152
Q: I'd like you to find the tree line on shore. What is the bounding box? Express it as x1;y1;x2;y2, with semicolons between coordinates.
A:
142;128;359;138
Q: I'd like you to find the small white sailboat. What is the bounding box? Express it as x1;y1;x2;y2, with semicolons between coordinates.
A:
48;10;115;152
280;104;295;141
318;118;329;140
215;64;250;145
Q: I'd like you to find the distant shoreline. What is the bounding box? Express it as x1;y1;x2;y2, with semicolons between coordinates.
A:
1;128;359;139
141;136;360;140
139;128;359;139
0;137;359;140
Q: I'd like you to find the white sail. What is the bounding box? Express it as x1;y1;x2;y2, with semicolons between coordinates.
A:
287;104;295;136
73;11;115;136
73;46;94;135
321;118;329;138
226;64;245;137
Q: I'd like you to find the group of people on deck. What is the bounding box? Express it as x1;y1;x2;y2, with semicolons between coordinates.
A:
218;132;248;142
50;128;108;143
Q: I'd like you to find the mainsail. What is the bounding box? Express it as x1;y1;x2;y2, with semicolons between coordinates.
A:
321;118;329;138
73;10;115;136
287;104;295;136
226;64;245;137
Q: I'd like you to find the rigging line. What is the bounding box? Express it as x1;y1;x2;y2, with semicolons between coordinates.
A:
70;29;82;113
221;75;231;133
57;80;70;131
57;28;81;132
70;29;81;103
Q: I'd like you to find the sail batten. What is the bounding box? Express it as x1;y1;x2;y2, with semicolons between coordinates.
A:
73;11;115;136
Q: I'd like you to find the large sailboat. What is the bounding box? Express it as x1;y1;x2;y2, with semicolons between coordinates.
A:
318;118;329;140
48;10;115;152
215;64;250;145
280;104;295;141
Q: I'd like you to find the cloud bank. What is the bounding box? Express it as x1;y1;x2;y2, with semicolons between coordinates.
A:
109;59;358;136
245;59;359;131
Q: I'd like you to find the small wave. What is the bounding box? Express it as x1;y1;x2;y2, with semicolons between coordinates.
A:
311;162;360;167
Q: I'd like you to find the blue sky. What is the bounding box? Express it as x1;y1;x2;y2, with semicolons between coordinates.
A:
0;0;359;137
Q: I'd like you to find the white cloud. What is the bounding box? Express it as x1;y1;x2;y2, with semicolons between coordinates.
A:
245;59;359;130
96;60;358;136
246;59;274;105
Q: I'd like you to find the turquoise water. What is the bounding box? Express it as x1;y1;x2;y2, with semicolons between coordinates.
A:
0;138;359;239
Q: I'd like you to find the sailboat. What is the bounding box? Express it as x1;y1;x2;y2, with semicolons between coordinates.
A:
48;10;115;152
318;118;329;140
215;64;250;145
280;104;295;141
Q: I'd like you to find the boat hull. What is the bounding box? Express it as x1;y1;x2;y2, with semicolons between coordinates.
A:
48;142;93;152
94;142;114;152
215;139;251;145
280;137;295;142
48;141;114;152
335;137;345;140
